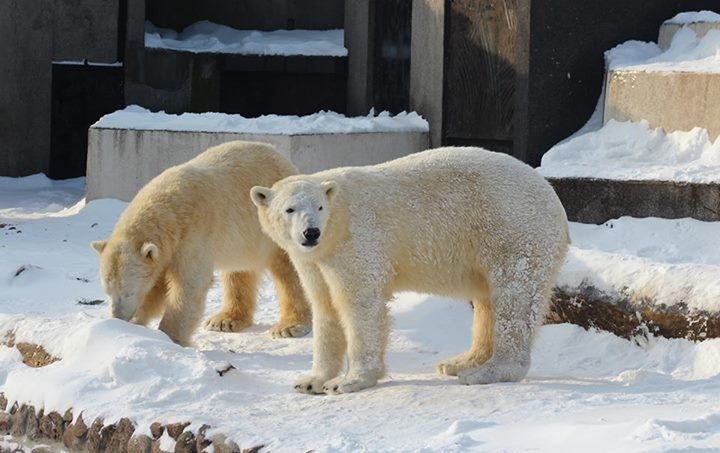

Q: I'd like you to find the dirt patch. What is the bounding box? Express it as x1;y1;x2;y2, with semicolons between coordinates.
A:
548;284;720;342
2;333;59;368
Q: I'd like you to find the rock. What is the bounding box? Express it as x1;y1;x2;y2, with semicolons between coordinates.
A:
210;435;241;453
74;414;88;437
196;424;211;452
26;406;39;440
11;404;28;437
0;393;7;411
241;446;264;453
128;434;153;453
174;431;197;453
63;409;74;423
166;422;190;441
86;417;105;453
150;422;164;440
39;411;65;441
0;412;12;433
106;417;135;453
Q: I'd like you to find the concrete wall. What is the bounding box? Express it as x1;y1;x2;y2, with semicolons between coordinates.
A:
604;69;720;139
0;0;54;177
86;129;429;201
409;0;444;148
52;0;120;63
146;0;344;31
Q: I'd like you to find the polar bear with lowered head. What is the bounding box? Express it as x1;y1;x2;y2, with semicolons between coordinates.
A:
251;147;569;394
92;141;311;346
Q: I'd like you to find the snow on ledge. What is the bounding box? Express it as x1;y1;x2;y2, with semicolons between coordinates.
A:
606;26;720;73
92;106;429;135
665;10;720;25
539;119;720;183
145;21;347;57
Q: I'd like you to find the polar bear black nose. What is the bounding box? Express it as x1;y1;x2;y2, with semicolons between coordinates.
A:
303;228;320;241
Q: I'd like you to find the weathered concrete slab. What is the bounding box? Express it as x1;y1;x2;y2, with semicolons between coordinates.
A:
87;129;429;201
604;69;720;139
549;177;720;224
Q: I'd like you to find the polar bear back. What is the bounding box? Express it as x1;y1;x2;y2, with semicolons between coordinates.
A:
283;147;568;295
114;141;298;270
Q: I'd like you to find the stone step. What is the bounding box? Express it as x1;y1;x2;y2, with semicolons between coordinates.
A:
86;108;428;201
659;10;720;50
603;69;720;141
548;177;720;224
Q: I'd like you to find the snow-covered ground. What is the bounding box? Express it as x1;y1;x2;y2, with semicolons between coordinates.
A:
3;176;720;452
93;106;429;135
145;21;346;57
539;25;720;182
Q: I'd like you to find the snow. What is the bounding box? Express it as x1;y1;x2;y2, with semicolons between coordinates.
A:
145;21;347;57
563;217;720;312
92;106;429;135
539;27;720;183
3;177;720;451
539;119;720;182
666;10;720;25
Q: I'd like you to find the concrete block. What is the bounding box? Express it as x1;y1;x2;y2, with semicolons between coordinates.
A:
604;69;720;139
86;129;429;201
548;177;720;224
0;0;53;177
659;20;720;51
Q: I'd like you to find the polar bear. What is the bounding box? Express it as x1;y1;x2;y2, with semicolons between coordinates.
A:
92;141;311;346
250;147;569;394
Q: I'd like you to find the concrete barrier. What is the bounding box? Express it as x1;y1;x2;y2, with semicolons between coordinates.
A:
603;69;720;139
86;128;429;201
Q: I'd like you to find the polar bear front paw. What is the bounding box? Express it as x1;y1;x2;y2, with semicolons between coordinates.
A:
204;312;252;332
321;374;378;395
293;375;327;395
268;322;311;339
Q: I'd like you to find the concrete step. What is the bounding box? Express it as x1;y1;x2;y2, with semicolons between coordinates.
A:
548;177;720;224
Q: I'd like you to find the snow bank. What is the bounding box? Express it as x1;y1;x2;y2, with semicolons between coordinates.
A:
92;106;429;135
562;217;720;312
666;10;720;25
539;119;720;182
145;21;347;57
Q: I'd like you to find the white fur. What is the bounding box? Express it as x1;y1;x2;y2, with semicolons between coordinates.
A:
252;147;570;394
93;141;311;346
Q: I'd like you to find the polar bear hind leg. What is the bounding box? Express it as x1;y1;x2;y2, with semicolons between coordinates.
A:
437;290;494;376
459;260;551;385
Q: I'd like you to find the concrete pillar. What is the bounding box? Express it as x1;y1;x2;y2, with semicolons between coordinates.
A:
345;0;374;115
409;0;444;147
0;0;54;176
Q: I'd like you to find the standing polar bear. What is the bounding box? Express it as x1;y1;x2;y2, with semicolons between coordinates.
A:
251;147;569;394
92;141;311;346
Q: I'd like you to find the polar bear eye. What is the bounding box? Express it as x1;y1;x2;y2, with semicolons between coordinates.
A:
285;208;295;214
318;206;323;211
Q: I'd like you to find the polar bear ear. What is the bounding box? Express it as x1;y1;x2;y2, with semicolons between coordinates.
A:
250;186;274;207
91;240;107;254
140;242;159;261
321;180;338;200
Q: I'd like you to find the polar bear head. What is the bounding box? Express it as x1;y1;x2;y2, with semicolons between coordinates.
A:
91;238;162;321
251;179;338;256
